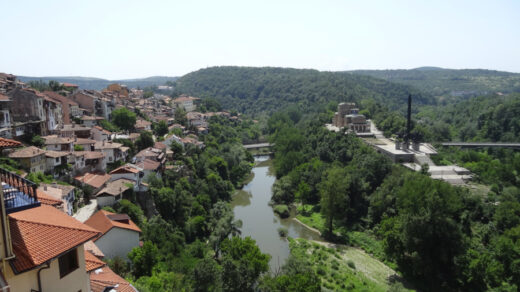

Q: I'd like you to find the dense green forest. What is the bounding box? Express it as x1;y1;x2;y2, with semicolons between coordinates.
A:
173;66;432;116
350;67;520;101
415;93;520;142
267;108;520;291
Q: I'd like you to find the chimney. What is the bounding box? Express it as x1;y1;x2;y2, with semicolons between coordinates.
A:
406;94;412;148
44;186;47;191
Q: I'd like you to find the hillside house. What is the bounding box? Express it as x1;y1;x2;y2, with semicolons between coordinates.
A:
95;178;134;207
94;141;127;163
135;119;152;132
45;150;70;177
84;210;141;259
75;172;111;195
38;183;76;215
91;126;111;141
173;95;199;112
8;146;47;173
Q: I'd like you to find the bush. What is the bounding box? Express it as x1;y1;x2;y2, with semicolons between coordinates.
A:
273;204;290;218
278;227;288;237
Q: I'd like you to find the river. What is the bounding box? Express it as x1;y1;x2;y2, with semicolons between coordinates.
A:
231;156;322;272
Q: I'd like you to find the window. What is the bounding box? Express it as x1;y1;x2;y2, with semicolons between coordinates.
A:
59;249;78;278
56;158;60;163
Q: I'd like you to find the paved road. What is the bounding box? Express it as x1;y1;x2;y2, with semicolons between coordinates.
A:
73;199;98;222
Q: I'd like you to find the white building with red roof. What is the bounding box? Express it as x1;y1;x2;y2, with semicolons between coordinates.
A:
84;210;141;259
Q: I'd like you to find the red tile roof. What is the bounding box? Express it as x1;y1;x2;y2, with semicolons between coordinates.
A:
153;142;167;150
135;158;160;171
8;205;100;274
84;210;141;239
74;173;111;189
0;137;22;148
85;250;106;273
90;266;137;292
110;164;140;175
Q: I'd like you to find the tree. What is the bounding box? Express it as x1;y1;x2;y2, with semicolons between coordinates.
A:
220;236;270;292
208;202;242;257
259;256;320;292
128;241;160;278
153;120;168;137
170;141;184;159
30;135;45;147
136;131;154;151
175;107;187;126
192;258;222;291
113;199;145;227
111;107;137;131
380;175;466;291
318;166;350;235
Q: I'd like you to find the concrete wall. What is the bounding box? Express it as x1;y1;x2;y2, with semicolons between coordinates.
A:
95;227;139;259
6;245;90;292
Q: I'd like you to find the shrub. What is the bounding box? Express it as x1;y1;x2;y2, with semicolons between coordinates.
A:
273;204;290;218
277;227;288;237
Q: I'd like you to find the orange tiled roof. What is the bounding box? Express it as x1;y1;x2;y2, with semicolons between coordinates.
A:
8;205;100;274
85;250;106;272
90;266;137;292
110;164;140;175
74;173;111;189
84;210;141;238
0;137;21;148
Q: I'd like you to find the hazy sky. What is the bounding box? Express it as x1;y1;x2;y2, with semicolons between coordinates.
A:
1;0;519;79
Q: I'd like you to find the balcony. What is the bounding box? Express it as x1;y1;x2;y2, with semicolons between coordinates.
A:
0;168;40;214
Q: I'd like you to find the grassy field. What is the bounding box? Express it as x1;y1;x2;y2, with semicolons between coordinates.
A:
296;205;394;269
289;238;412;291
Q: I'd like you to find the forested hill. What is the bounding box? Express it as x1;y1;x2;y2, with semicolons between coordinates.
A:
173;66;433;116
349;67;520;100
18;75;178;90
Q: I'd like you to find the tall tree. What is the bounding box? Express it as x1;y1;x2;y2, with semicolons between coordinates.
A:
318;166;350;235
111;107;137;131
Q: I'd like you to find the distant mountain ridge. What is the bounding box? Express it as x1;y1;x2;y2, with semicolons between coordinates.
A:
17;75;178;90
173;66;433;116
348;67;520;99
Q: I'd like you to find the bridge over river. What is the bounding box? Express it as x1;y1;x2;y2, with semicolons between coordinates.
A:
441;142;520;149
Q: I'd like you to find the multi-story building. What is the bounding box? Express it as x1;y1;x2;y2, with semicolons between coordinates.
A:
0;93;12;138
8;146;47;173
332;102;370;133
173;95;199;112
43;91;80;124
0;168;100;291
94;141;127;164
8;88;46;137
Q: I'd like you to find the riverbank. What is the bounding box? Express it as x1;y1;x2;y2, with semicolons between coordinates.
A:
289;238;412;291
